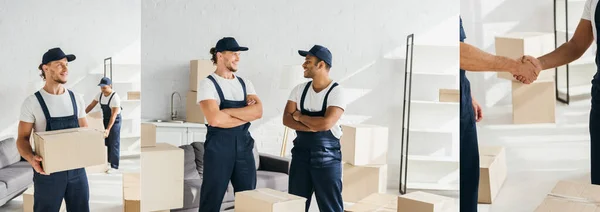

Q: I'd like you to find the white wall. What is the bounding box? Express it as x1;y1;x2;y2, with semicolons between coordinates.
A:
0;0;141;138
142;0;459;159
460;0;555;107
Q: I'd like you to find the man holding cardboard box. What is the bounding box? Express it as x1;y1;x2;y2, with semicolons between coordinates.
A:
517;0;600;186
85;77;123;173
459;18;542;211
283;45;346;212
16;47;91;211
197;37;263;212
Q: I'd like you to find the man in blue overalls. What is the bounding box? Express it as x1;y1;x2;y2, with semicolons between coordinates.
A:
16;47;91;212
197;37;263;212
85;77;122;173
517;0;599;185
283;45;346;212
459;18;541;211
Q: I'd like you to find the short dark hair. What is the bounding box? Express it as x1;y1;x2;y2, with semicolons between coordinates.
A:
209;47;218;65
315;58;331;70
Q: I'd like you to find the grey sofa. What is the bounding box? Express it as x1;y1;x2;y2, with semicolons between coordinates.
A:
172;141;290;211
0;137;33;206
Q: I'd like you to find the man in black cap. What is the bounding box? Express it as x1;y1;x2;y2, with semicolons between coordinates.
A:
197;37;263;212
283;45;346;212
85;77;123;174
16;47;91;211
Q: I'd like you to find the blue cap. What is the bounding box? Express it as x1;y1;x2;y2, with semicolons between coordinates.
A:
215;37;249;52
38;47;76;70
98;77;112;87
298;45;332;67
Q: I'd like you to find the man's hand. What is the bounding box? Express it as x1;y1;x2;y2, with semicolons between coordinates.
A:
292;111;301;121
247;98;256;106
472;98;483;122
104;129;109;138
513;55;542;84
29;155;47;175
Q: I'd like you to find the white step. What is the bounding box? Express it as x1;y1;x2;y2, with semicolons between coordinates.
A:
406;182;459;191
384;45;458;74
407;128;457;157
555;0;587;32
406;159;459;185
556;56;596;97
407;101;459;129
558;84;592;98
113;83;141;96
409;72;458;101
408;155;458;162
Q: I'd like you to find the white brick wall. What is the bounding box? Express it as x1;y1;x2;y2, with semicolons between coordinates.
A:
141;0;459;160
0;0;140;139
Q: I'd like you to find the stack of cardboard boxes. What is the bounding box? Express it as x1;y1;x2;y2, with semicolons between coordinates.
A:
140;123;184;211
234;188;306;212
186;59;215;123
340;124;389;203
495;32;556;124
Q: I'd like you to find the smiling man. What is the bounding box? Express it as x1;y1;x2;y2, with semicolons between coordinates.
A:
16;47;90;212
197;37;263;212
283;45;346;212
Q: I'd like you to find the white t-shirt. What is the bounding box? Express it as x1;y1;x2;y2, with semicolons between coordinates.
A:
197;73;257;104
582;0;598;40
94;91;122;115
288;81;346;139
20;89;86;132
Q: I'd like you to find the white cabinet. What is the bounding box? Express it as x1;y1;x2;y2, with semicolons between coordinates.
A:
152;124;207;147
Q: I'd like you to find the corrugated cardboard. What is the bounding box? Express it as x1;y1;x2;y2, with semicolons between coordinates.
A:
85;146;108;174
342;163;387;203
512;80;556;124
127;91;141;100
189;59;215;91
495;32;555;81
141;123;157;147
234;188;306;212
141;143;184;211
439;89;459;103
23;186;66;212
341;124;388;166
33;128;105;174
123;172;140;212
478;146;507;204
345;193;398;212
87;111;105;132
535;181;600;212
186;91;205;124
397;191;457;212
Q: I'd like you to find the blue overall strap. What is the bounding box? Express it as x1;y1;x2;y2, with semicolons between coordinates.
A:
207;75;225;102
321;83;339;112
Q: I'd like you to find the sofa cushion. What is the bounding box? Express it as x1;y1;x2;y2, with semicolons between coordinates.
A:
256;171;288;192
0;161;33;195
0;181;6;198
181;179;235;210
180;145;201;180
0;137;20;170
252;143;260;170
191;142;205;176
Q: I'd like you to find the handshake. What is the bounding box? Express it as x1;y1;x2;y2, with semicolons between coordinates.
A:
511;55;543;84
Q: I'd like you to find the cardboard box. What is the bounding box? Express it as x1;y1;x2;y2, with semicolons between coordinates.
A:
141;143;184;211
123;172;140;212
342;163;387;203
85;146;108;174
341;124;388;166
186;91;205;124
189;59;215;91
234;188;306;212
478;146;507;204
397;191;457;212
439;89;459;103
33;128;105;174
495;32;555;81
23;186;66;212
141;123;157;147
87;111;105;131
345;193;398;212
127;91;141;100
535;181;600;212
512;80;556;124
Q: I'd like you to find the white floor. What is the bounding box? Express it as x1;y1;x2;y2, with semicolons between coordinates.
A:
0;156;140;212
476;96;592;212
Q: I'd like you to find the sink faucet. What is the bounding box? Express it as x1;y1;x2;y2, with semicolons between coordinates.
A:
171;91;182;121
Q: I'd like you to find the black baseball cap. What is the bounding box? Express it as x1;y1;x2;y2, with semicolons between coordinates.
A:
299;45;332;67
215;37;249;52
98;77;112;87
38;47;76;70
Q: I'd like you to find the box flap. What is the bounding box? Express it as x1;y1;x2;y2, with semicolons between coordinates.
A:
240;188;305;204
